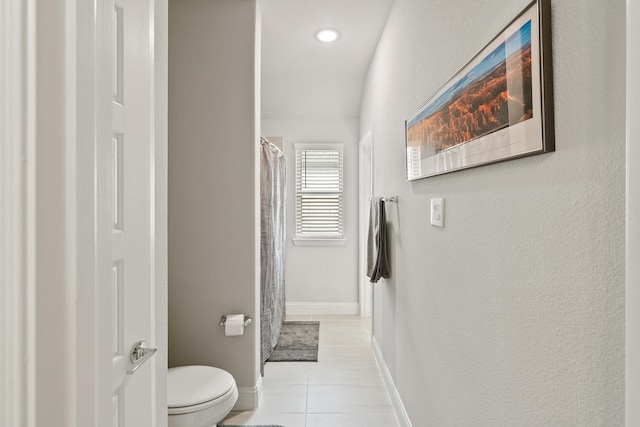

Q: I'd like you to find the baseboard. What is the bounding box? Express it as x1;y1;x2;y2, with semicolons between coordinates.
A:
286;302;359;315
372;336;412;427
233;374;263;411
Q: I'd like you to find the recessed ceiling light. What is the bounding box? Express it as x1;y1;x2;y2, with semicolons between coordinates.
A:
315;29;340;43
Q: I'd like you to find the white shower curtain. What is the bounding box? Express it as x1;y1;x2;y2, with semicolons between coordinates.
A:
260;139;287;371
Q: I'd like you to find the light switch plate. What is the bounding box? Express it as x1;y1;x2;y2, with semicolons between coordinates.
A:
431;198;444;227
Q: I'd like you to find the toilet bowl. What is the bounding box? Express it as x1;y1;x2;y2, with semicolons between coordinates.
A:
168;365;238;427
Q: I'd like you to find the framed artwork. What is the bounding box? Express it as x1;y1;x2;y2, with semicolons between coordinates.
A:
405;0;554;180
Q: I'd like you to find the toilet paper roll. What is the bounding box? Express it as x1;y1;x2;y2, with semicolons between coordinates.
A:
224;314;245;336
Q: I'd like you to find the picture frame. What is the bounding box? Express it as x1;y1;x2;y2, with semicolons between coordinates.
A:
405;0;554;180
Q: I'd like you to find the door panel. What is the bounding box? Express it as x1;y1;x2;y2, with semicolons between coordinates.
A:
105;0;156;425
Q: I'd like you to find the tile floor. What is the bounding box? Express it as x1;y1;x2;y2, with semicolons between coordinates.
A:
220;314;400;427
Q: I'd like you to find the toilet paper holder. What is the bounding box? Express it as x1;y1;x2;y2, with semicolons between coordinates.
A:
219;315;252;327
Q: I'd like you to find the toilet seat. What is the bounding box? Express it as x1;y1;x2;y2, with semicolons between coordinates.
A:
168;365;236;415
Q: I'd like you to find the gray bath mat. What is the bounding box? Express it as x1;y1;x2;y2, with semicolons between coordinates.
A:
267;321;320;362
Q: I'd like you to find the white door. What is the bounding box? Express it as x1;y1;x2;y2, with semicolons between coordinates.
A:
107;0;156;425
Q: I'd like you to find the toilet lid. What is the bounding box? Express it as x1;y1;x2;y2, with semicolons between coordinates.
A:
168;365;236;408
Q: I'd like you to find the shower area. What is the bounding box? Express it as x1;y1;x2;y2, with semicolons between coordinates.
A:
260;137;287;370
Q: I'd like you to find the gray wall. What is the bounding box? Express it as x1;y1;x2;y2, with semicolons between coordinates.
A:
168;0;260;392
360;0;626;425
154;0;168;423
627;2;640;423
261;119;360;307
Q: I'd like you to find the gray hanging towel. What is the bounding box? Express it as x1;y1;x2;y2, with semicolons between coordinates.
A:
367;198;390;283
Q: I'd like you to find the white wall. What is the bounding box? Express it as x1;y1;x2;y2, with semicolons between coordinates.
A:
360;0;626;425
168;0;261;397
261;119;360;310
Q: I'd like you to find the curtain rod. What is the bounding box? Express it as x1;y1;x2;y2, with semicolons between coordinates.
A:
260;136;283;155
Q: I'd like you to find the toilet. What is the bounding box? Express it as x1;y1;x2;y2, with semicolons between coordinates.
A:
168;365;238;427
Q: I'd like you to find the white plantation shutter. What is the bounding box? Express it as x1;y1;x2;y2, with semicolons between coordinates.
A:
295;144;344;237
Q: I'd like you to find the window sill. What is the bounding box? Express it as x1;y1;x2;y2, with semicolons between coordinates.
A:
292;237;347;246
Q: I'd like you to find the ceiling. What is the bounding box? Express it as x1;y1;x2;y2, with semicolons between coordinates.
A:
260;0;395;120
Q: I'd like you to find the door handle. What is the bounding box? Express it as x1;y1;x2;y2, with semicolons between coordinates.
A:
127;340;157;375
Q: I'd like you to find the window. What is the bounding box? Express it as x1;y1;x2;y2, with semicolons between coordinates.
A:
294;143;345;245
